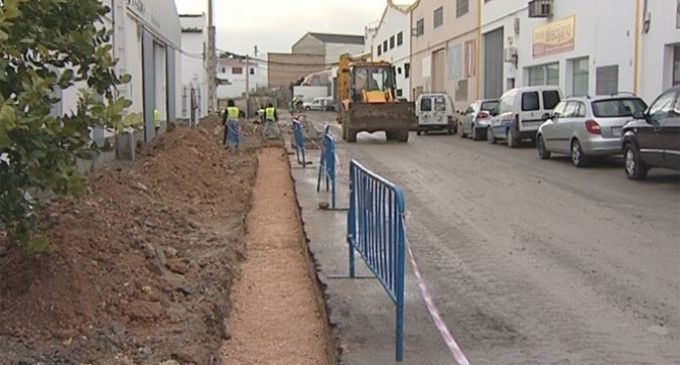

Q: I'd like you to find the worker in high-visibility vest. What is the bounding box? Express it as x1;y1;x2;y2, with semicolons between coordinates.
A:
262;103;280;139
222;99;240;148
154;108;161;133
257;105;266;124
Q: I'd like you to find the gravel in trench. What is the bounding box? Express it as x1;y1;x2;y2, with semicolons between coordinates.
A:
221;147;331;364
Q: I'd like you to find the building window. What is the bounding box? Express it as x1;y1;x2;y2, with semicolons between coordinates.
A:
390;35;395;49
416;18;424;36
527;63;559;86
571;57;589;96
250;68;255;75
232;67;243;75
673;45;680;86
383;40;388;52
596;65;619;95
397;32;403;46
434;6;444;28
457;0;469;17
221;67;226;73
405;63;410;79
377;45;382;56
396;89;403;97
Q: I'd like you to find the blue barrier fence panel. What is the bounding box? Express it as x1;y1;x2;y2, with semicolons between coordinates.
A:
347;159;406;361
293;120;306;166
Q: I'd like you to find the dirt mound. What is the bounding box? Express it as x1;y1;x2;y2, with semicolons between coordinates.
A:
0;117;258;364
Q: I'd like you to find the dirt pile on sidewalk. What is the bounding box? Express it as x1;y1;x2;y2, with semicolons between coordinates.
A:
0;116;258;364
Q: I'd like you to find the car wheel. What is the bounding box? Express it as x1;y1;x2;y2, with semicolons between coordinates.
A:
487;127;497;144
571;139;588;167
416;130;422;136
537;135;551;160
304;106;310;111
623;143;648;180
471;126;478;141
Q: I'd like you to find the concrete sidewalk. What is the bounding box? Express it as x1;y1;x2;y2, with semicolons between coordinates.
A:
286;126;457;365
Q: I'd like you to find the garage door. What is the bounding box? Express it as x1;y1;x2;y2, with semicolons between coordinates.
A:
483;27;504;99
432;48;446;93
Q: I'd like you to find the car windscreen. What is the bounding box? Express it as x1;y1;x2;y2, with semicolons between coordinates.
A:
480;101;499;112
592;98;648;118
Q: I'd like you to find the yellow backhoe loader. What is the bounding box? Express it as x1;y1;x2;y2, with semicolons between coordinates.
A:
337;53;415;143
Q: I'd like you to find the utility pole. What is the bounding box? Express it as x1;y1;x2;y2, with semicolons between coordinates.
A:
207;0;216;112
245;54;250;118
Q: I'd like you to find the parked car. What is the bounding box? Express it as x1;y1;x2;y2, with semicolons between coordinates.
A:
460;99;499;141
415;93;456;135
488;86;562;147
622;86;680;180
323;97;338;112
303;97;329;111
536;94;648;167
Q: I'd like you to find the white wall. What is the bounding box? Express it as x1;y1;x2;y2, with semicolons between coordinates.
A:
639;0;680;103
216;59;268;99
325;43;365;66
372;5;411;100
180;14;209;120
482;0;639;99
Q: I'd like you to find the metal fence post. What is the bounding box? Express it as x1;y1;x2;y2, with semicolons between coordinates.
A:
348;163;356;278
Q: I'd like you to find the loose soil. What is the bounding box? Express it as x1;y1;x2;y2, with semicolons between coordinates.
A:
0;116;267;364
220;148;333;365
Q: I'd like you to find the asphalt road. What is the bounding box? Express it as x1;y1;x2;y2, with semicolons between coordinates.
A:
305;111;680;365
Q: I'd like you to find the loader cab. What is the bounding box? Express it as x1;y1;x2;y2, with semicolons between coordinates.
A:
350;65;396;104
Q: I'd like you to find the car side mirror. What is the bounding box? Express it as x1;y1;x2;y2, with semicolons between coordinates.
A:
541;113;551;121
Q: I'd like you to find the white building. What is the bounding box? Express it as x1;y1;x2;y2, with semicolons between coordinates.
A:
292;32;366;66
371;0;415;100
639;0;680;103
216;56;268;99
481;0;679;103
179;14;209;124
57;0;182;142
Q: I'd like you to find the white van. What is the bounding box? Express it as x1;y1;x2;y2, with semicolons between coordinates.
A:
415;93;456;135
487;86;562;148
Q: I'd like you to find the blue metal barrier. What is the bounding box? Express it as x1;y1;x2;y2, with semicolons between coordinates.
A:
293;120;307;166
347;159;406;361
317;125;337;209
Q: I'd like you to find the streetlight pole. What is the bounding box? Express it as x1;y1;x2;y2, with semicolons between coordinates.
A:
207;0;216;112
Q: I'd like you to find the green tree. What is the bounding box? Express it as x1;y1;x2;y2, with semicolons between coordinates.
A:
0;0;131;249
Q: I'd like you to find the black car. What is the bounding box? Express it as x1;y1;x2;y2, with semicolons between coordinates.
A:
622;86;680;180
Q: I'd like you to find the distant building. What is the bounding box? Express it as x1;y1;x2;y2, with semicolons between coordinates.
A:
292;32;365;66
267;52;325;89
371;0;416;100
179;14;209;123
216;55;267;99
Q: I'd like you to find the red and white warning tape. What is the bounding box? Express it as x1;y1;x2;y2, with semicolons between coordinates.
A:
402;215;471;365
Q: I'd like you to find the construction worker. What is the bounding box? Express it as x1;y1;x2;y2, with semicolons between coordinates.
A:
222;99;240;148
154;108;161;134
257;105;266;124
263;103;280;139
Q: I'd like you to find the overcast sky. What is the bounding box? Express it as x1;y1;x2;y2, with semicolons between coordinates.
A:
174;0;415;58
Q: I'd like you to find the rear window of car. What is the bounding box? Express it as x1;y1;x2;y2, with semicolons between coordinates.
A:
434;97;446;112
522;92;539;111
542;90;561;110
592;98;648;118
420;97;432;112
481;101;499;112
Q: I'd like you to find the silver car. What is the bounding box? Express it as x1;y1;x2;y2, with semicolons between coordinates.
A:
536;95;648;167
459;99;499;141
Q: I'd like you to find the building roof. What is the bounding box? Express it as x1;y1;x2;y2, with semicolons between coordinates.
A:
307;32;365;45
